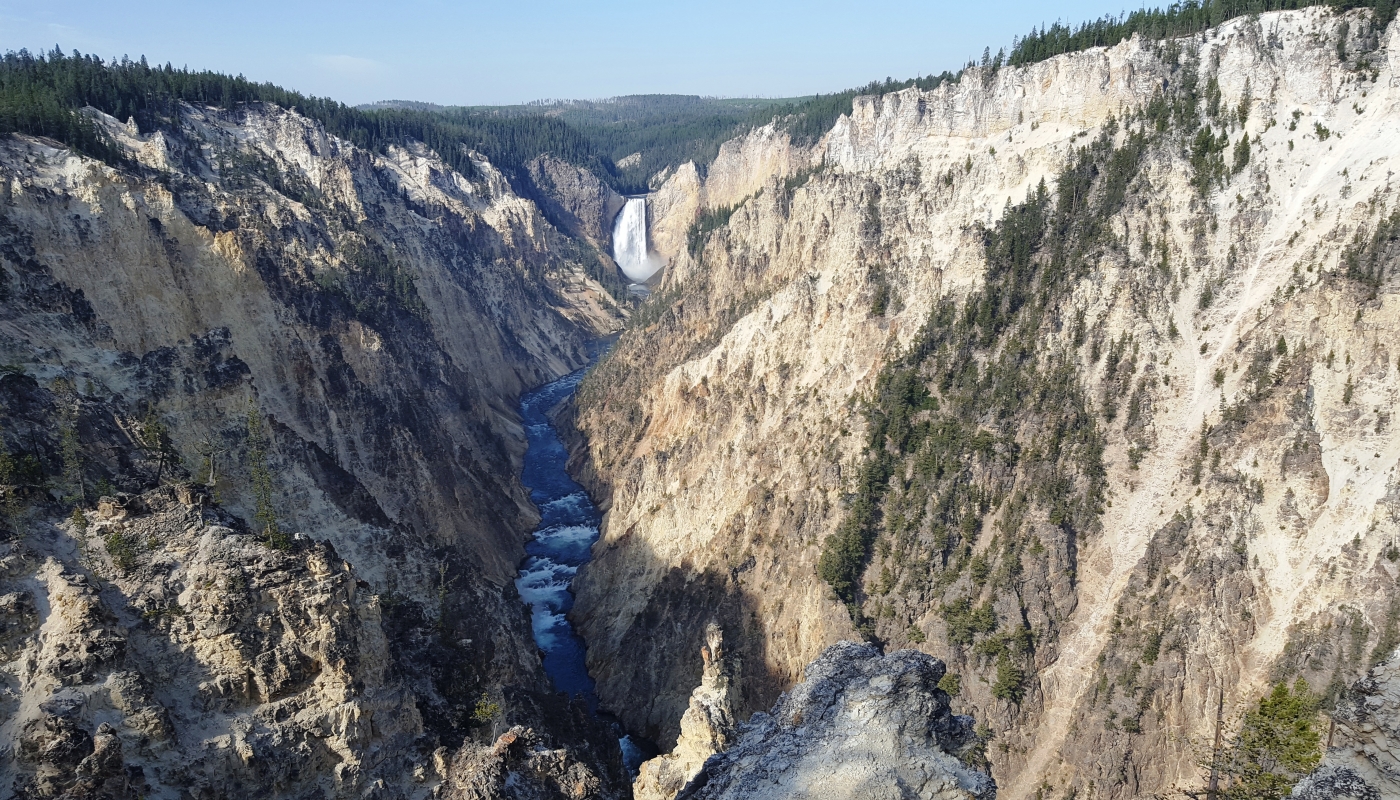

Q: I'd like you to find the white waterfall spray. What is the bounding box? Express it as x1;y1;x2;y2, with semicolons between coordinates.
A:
612;197;662;283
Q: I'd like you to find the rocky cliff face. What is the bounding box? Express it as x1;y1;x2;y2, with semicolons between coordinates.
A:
573;6;1400;798
4;487;416;798
673;642;994;800
0;101;627;796
1293;648;1400;800
2;487;629;798
522;154;627;249
633;623;739;800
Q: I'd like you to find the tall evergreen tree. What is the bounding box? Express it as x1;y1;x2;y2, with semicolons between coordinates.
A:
1215;680;1323;800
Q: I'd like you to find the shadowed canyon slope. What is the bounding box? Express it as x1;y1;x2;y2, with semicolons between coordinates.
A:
4;5;1400;799
572;7;1400;798
0;100;631;796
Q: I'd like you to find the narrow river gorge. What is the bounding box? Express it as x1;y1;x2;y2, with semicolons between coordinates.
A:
514;365;603;706
4;7;1400;797
514;344;655;774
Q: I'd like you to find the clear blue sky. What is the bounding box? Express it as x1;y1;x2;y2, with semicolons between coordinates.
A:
2;1;1136;106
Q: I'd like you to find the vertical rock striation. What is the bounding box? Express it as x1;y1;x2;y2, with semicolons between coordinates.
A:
522;154;627;248
573;7;1400;798
0;101;627;796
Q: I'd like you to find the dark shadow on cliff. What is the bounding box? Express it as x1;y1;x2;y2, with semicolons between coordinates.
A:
606;557;790;748
553;402;789;750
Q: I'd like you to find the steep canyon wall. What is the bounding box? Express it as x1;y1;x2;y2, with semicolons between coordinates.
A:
0;102;628;797
573;8;1400;798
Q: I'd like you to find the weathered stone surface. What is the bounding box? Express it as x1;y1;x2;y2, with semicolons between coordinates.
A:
1293;650;1400;800
524;154;628;247
572;7;1400;799
675;642;994;800
441;725;624;800
634;623;740;800
6;489;411;797
1;481;629;798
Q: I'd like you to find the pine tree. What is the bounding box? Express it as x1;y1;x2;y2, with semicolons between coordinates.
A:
138;404;178;486
1217;679;1323;800
245;400;288;550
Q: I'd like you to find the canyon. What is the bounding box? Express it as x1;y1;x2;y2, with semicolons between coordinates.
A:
572;6;1400;800
0;100;631;796
1;4;1398;799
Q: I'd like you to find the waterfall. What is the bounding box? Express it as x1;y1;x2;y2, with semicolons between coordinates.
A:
612;197;662;283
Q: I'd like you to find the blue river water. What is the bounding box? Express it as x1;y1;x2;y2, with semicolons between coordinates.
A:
513;356;655;772
514;365;603;706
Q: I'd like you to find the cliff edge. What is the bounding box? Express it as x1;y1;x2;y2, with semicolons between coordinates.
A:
676;641;994;800
1293;649;1400;800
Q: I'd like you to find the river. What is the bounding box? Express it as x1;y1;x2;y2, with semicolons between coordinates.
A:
513;352;654;772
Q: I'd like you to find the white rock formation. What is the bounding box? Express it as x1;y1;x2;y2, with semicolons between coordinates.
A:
674;641;994;800
572;7;1400;798
634;623;740;800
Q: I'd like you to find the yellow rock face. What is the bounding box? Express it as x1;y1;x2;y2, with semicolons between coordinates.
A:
574;9;1400;798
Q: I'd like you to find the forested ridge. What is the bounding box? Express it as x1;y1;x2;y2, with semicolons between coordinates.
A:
0;48;959;195
465;95;780;192
461;80;954;190
3;2;1395;202
1009;0;1397;66
0;48;620;187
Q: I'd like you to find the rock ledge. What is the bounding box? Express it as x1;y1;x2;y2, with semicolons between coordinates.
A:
676;641;995;800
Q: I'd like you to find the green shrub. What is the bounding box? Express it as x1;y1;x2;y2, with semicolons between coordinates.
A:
686;201;743;256
870;275;891;317
1340;208;1400;294
105;527;138;574
937;671;962;697
991;654;1026;703
472;694;502;723
942;598;998;646
1232;135;1251;174
246;402;290;550
1141;627;1163;665
1190;126;1228;196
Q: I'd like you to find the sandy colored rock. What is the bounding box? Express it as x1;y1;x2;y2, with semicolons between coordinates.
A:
573;7;1400;798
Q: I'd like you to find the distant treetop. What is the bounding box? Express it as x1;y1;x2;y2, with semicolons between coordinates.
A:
0;48;617;188
4;1;1392;197
1009;0;1397;68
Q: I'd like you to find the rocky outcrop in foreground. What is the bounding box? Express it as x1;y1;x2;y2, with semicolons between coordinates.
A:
634;623;740;800
2;486;629;799
441;726;620;800
675;642;994;800
1293;650;1400;800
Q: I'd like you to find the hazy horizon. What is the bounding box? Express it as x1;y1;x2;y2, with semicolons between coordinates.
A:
2;0;1135;107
